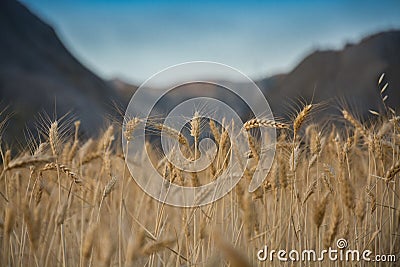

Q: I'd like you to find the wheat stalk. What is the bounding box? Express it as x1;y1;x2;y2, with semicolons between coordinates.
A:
141;239;175;255
294;104;312;138
23;201;41;250
124;117;141;141
41;162;82;183
244;118;288;130
49;121;59;157
324;203;340;247
209;120;220;145
67;120;80;163
103;176;118;198
385;161;400;182
342;109;370;141
313;193;329;229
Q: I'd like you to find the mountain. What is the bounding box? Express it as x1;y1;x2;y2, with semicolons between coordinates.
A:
114;30;400;124
0;0;122;144
1;0;399;146
259;30;400;119
108;78;138;104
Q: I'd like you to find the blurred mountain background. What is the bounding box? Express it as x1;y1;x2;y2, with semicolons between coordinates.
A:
259;31;400;118
1;0;400;145
0;0;123;145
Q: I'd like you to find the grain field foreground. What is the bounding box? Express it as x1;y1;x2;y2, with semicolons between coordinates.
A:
0;103;400;266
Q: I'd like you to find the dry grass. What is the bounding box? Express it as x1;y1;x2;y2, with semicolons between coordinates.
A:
0;103;400;267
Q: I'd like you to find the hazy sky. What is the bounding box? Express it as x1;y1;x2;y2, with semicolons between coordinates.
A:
21;0;400;85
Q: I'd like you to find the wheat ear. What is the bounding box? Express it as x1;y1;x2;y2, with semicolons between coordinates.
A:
244;118;288;130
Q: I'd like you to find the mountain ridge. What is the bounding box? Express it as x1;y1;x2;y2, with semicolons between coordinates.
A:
114;30;400;120
259;30;400;118
0;0;122;144
1;1;399;145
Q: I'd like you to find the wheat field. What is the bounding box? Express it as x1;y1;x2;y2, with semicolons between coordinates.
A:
1;95;400;266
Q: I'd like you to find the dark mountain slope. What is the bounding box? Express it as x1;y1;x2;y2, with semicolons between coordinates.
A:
114;30;400;123
0;0;122;144
259;30;400;118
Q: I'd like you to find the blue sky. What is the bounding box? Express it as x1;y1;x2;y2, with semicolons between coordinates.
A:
21;0;400;85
